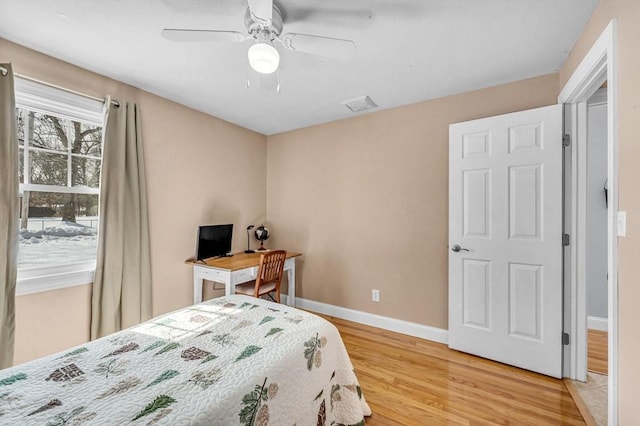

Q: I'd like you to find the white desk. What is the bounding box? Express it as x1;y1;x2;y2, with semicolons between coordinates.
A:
187;251;301;307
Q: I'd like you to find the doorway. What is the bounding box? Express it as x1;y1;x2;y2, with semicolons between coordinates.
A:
585;85;609;378
558;20;618;426
565;86;609;426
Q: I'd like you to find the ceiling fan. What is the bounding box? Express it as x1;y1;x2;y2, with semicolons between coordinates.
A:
161;0;357;75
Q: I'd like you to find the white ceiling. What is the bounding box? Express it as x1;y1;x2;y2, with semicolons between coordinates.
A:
0;0;598;135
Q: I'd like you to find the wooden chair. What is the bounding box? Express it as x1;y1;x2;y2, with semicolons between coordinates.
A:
234;250;287;303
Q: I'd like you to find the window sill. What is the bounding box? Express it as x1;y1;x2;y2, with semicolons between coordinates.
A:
16;261;95;296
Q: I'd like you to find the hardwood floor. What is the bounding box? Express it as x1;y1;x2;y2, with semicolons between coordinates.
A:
587;329;608;375
324;316;586;425
564;328;609;425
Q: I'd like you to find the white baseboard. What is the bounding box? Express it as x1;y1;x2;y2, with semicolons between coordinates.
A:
587;316;608;332
282;295;449;345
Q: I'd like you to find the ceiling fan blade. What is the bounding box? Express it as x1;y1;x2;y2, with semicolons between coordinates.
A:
247;0;273;25
161;29;247;43
280;33;357;60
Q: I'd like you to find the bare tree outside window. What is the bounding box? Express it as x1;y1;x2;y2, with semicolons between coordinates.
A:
17;107;102;268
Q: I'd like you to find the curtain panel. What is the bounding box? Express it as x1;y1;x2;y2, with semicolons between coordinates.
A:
91;98;152;339
0;63;19;369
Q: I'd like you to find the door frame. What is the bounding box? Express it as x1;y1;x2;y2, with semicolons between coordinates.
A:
558;19;618;425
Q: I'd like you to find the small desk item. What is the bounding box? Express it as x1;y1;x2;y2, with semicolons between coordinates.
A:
186;251;302;307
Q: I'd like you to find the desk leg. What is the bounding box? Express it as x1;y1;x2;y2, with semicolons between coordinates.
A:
287;263;296;307
226;278;233;298
193;271;203;305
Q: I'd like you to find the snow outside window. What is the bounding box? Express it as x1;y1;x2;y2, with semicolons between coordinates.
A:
14;78;105;295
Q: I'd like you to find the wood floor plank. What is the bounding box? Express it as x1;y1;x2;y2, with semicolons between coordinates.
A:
587;329;608;375
321;315;586;425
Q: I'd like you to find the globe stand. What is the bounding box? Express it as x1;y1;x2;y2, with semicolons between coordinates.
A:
257;240;267;251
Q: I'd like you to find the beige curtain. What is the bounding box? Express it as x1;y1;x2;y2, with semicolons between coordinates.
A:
91;98;152;339
0;64;19;369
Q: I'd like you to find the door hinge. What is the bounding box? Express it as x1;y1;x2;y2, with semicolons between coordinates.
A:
563;234;570;246
563;134;571;147
563;332;570;346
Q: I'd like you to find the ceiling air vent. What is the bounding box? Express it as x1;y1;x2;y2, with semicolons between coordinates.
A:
341;95;378;112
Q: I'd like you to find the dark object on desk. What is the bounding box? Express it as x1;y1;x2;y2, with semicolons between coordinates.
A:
196;224;233;261
245;224;255;253
255;224;270;251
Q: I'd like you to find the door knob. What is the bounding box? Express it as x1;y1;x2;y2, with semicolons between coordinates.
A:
451;244;470;253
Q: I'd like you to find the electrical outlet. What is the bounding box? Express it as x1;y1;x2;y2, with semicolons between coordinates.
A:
372;289;380;302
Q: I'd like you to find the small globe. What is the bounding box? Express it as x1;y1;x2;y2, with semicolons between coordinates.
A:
254;225;270;242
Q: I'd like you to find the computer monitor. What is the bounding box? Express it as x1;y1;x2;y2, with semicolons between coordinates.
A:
196;224;233;261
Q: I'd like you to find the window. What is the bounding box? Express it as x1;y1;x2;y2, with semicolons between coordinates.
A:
15;78;105;294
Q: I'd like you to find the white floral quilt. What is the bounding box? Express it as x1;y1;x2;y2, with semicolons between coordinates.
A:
0;295;371;425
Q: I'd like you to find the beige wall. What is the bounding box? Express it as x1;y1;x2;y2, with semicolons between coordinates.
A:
1;39;267;364
266;74;558;328
558;1;640;422
14;285;91;364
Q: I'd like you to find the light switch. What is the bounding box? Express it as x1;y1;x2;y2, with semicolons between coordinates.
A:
617;211;627;237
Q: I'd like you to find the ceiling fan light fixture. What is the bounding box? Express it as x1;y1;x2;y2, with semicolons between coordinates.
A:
248;42;280;74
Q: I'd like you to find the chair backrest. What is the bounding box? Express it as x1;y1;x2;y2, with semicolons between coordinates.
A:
255;250;287;297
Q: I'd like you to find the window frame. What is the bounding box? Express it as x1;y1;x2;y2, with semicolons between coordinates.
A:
19;111;102;193
14;78;105;294
16;261;96;296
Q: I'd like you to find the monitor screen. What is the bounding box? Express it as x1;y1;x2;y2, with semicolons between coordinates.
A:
196;224;233;260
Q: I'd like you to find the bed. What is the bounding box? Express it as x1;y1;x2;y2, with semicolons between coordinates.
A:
0;295;371;425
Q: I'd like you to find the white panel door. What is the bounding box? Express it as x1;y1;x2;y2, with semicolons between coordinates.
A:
449;104;563;378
